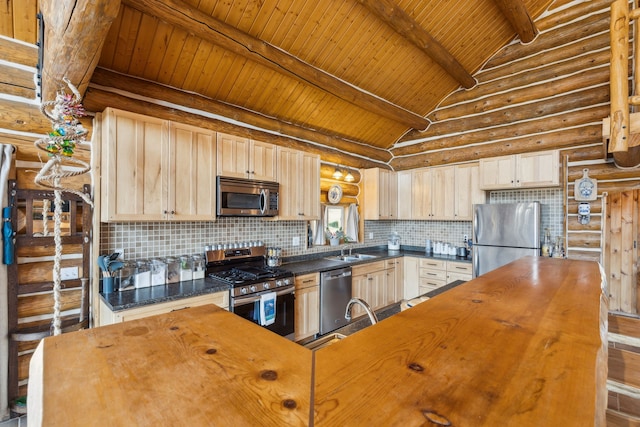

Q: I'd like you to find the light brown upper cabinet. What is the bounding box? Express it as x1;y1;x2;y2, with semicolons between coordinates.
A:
363;168;398;220
101;108;217;222
453;163;485;220
216;133;277;181
479;150;559;190
396;163;483;221
277;147;320;220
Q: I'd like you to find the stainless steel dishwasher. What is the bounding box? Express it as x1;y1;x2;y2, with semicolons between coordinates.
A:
319;266;352;335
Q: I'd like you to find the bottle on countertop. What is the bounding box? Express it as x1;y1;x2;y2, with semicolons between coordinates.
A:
541;228;551;257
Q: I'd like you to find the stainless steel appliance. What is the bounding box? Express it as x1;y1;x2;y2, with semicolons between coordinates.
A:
472;202;541;277
319;267;352;335
216;176;279;217
206;245;295;339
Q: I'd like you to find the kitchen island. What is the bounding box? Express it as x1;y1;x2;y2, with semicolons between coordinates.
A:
28;257;607;426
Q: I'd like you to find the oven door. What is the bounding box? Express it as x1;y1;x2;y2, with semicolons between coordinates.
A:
232;287;295;340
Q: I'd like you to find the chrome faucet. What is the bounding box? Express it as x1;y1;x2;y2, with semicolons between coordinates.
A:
344;298;378;326
340;244;353;257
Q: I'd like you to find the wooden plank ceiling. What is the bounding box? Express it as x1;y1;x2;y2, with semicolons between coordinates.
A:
3;0;554;167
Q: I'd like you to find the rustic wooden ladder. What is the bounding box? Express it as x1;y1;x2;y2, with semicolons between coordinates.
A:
6;180;91;414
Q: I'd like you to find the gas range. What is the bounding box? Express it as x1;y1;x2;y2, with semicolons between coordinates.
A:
205;244;296;340
205;246;294;298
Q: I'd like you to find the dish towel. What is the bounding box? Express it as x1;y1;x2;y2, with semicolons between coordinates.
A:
259;292;277;326
344;203;359;242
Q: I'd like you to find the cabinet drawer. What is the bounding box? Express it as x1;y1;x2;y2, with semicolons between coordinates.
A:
384;258;399;269
447;261;472;275
295;272;319;290
447;272;472;284
352;260;386;276
420;268;447;281
419;277;446;288
419;259;446;270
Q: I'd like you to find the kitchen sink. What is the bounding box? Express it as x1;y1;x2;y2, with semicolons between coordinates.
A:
303;333;346;351
325;254;378;262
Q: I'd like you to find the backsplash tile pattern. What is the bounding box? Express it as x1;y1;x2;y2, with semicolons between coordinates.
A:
101;188;564;260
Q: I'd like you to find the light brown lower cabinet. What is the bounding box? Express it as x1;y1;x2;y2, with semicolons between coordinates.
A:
351;260;399;319
420;259;472;295
294;272;320;341
98;291;229;326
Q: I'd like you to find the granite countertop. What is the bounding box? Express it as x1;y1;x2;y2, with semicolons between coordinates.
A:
283;245;471;275
100;246;471;312
100;278;230;312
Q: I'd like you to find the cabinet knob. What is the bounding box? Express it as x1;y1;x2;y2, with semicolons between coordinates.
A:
171;210;175;215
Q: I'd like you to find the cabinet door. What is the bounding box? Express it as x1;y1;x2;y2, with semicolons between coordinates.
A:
250;140;277;181
351;273;368;317
216;133;250;178
518;150;559;188
277;148;320;220
396;170;413;220
412;168;432;219
431;166;455;220
454;163;485;221
403;256;420;300
294;284;319;341
369;269;386;310
479;155;516;190
381;170;398;219
170;123;217;220
300;152;320;219
102;108;169;221
276;147;298;219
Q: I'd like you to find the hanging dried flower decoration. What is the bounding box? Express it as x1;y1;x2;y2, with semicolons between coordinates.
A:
34;78;92;207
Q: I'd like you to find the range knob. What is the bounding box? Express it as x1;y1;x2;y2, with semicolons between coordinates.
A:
249;285;257;293
275;280;283;287
263;282;270;289
240;287;248;295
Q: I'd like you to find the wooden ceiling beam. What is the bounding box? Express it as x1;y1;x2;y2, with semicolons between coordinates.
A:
357;0;476;90
87;68;392;164
39;0;121;102
492;0;538;43
121;0;429;131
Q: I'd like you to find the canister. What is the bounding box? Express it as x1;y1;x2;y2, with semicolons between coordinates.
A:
179;255;193;281
165;256;180;284
116;261;136;291
192;254;206;280
149;258;167;286
133;259;151;288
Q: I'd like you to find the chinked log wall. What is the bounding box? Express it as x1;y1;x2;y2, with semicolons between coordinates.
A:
396;0;639;268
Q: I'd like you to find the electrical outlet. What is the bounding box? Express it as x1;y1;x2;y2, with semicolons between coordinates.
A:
369;232;374;240
60;266;79;281
292;236;300;246
463;234;468;242
115;248;124;259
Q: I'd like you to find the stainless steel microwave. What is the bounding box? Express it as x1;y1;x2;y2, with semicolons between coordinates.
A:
216;176;279;217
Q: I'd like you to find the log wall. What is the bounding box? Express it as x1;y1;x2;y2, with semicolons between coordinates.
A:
392;0;639;314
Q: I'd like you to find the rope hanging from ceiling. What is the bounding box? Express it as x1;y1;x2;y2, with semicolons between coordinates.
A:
34;78;93;336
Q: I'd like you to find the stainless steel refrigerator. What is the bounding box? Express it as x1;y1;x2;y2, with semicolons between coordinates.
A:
472;202;541;277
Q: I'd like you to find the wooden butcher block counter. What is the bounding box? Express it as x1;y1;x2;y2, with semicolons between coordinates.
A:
29;257;607;426
314;256;608;426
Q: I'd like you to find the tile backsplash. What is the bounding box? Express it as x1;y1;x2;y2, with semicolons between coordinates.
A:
101;188;563;260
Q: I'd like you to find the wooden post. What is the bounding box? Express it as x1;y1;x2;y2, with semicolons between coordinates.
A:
609;0;630;154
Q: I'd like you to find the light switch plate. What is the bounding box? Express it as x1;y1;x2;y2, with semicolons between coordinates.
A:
292;236;300;246
60;266;79;281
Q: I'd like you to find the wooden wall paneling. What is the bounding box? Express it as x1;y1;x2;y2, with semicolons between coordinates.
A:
608;191;623;312
391;125;602;170
609;347;640;390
